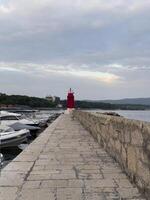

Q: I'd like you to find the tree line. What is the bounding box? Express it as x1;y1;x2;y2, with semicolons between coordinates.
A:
0;94;56;108
61;100;150;110
0;93;149;110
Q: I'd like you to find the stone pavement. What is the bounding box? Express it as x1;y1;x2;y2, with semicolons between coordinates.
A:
0;114;146;200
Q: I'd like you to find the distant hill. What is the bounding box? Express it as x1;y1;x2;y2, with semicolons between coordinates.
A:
61;100;150;110
99;98;150;106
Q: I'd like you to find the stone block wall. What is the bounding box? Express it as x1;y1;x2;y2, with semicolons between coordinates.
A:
73;110;150;199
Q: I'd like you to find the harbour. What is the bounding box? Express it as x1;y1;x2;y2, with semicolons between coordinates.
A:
1;109;150;169
0;110;62;169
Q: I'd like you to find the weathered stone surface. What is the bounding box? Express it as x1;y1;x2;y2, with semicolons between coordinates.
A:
0;172;25;186
0;187;18;200
22;181;41;189
137;160;150;184
73;111;150;199
57;188;82;200
116;187;142;199
17;189;55;200
131;129;143;146
3;161;34;172
127;145;137;172
0;114;146;200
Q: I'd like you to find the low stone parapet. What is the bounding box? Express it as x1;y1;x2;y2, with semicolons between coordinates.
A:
73;110;150;199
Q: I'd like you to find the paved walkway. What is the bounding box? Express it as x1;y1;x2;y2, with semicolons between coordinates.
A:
0;114;145;200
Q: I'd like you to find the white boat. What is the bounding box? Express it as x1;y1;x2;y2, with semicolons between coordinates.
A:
0;111;40;128
0;126;29;148
33;112;60;125
30;115;49;127
0;111;41;138
0;111;21;117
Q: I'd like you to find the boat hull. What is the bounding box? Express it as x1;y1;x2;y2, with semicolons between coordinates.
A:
0;130;29;148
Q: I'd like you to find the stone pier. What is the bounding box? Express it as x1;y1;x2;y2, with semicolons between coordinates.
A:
0;114;146;200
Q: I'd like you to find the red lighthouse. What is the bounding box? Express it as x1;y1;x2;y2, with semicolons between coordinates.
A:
67;88;75;111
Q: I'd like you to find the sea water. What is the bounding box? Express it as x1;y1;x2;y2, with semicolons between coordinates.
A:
88;109;150;122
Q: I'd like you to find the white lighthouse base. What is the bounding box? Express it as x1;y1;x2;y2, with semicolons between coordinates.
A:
65;108;75;114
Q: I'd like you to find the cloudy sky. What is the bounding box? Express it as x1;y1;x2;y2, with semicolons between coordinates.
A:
0;0;150;100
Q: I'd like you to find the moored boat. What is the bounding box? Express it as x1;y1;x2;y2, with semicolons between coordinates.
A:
0;126;29;148
0;111;41;137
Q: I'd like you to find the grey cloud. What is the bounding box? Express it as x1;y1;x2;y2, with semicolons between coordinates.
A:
0;0;150;98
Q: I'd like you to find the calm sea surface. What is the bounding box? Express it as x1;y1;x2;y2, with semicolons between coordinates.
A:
88;110;150;123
